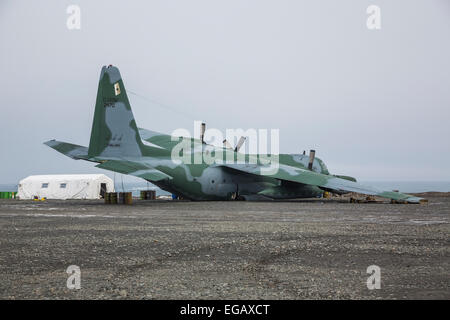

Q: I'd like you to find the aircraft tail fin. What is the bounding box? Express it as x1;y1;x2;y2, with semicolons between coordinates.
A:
88;65;144;158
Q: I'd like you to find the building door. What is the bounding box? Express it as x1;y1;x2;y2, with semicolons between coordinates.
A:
100;183;107;198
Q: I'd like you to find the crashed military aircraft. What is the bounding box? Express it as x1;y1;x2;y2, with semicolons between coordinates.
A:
45;65;424;203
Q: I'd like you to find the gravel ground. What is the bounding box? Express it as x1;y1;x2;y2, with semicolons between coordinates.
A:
0;197;448;300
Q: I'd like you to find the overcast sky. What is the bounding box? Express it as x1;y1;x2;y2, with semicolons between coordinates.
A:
1;0;449;183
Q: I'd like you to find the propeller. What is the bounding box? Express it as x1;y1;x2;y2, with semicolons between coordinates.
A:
200;122;206;144
234;136;246;152
223;139;233;150
201;122;246;152
308;149;316;170
222;136;247;152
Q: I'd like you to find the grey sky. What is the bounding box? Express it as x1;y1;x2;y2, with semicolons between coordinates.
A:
1;0;449;183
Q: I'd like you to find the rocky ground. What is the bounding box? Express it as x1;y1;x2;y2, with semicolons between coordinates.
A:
0;195;448;299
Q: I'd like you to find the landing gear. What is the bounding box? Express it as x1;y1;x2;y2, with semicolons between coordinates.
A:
229;184;245;201
230;192;245;201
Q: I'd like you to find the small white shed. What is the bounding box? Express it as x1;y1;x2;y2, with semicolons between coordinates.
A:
17;174;114;200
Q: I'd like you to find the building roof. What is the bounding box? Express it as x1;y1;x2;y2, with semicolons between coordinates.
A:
19;174;112;182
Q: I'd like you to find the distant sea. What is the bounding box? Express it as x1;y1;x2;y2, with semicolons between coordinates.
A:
358;181;450;193
0;184;18;192
1;181;449;195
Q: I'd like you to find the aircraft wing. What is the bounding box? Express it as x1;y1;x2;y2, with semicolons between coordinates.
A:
96;160;172;182
218;163;425;204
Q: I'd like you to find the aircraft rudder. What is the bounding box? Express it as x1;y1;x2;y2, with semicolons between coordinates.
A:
88;65;143;158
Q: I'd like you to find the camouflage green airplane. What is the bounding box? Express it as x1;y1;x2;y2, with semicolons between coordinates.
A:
45;65;424;203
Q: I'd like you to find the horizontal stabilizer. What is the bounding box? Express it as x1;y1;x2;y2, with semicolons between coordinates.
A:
44;140;89;160
96;160;172;182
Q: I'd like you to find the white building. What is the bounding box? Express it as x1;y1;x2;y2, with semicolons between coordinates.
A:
17;174;114;200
